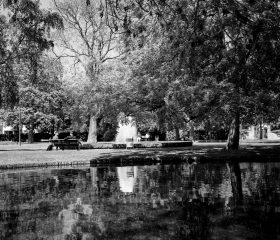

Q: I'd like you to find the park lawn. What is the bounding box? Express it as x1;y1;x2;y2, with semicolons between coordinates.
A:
0;141;280;169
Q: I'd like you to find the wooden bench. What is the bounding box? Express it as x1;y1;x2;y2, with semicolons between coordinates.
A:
50;139;81;150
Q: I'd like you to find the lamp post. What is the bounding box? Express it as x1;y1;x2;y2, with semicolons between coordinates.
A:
19;107;21;146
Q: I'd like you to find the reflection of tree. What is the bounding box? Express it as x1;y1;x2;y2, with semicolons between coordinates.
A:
240;163;280;238
176;199;211;240
0;209;19;239
0;169;90;239
227;162;243;206
1;163;280;239
93;167;120;198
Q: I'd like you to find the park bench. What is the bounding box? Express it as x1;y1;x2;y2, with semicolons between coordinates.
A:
50;139;81;150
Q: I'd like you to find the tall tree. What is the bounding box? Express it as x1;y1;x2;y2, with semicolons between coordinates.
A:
210;0;280;149
109;0;280;149
3;56;67;143
0;0;63;111
65;59;131;141
53;0;124;143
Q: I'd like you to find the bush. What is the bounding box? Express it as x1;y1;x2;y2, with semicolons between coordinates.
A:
0;134;13;141
34;132;52;142
58;131;70;139
21;133;28;142
133;143;145;148
81;143;94;149
79;132;88;141
112;144;126;149
56;131;87;141
166;131;176;141
103;129;117;141
161;141;192;148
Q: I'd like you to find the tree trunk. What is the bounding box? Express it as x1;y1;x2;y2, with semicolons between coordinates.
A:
28;121;34;143
259;121;263;139
226;111;240;150
175;126;180;140
87;114;98;143
189;121;194;140
227;162;243;206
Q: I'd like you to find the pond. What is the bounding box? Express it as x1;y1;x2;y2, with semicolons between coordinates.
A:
0;161;279;240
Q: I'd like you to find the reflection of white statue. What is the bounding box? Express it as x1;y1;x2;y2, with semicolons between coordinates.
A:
117;166;138;193
90;167;98;189
58;203;78;235
115;116;138;143
58;198;93;238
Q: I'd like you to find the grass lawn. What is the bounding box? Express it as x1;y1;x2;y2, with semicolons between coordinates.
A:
0;141;280;169
0;142;129;166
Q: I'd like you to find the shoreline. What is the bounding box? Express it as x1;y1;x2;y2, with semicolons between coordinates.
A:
0;141;280;170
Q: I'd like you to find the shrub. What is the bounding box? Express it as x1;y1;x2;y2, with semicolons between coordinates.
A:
103;129;117;141
133;143;144;148
112;144;126;149
34;132;52;142
79;132;88;141
58;131;70;139
80;143;94;149
161;141;192;148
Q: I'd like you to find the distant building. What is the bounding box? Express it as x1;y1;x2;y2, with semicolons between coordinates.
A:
242;124;280;140
0;122;13;135
0;121;28;135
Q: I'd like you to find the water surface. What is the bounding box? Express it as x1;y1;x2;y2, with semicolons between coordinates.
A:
0;161;279;240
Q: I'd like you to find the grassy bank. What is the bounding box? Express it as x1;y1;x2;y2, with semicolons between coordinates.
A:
0;141;280;170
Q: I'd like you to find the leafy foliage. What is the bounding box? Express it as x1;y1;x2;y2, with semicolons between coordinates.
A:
0;0;63;109
108;0;280;147
3;56;68;141
53;0;128;142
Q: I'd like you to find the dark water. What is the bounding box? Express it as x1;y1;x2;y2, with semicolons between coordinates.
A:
0;162;280;240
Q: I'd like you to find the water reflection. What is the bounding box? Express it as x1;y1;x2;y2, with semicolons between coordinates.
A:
117;167;138;193
0;162;279;239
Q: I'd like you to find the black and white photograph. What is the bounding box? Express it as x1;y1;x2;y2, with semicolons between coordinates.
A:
0;0;280;239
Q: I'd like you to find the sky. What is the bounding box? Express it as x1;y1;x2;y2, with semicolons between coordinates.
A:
38;0;86;83
40;0;53;10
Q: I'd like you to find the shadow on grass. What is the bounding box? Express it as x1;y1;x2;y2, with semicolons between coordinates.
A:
91;145;280;167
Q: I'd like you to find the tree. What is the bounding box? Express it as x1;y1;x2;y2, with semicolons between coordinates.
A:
65;59;131;141
125;46;186;140
0;8;19;108
210;0;280;149
104;0;223;140
0;0;63;104
109;0;280;149
0;0;64;139
3;56;68;143
53;0;125;143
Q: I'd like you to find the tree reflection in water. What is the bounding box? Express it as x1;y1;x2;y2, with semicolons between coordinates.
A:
0;162;279;239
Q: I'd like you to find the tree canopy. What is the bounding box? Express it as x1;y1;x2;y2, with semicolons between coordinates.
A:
0;0;63;108
2;55;68;142
2;0;280;148
52;0;129;143
105;0;280;148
